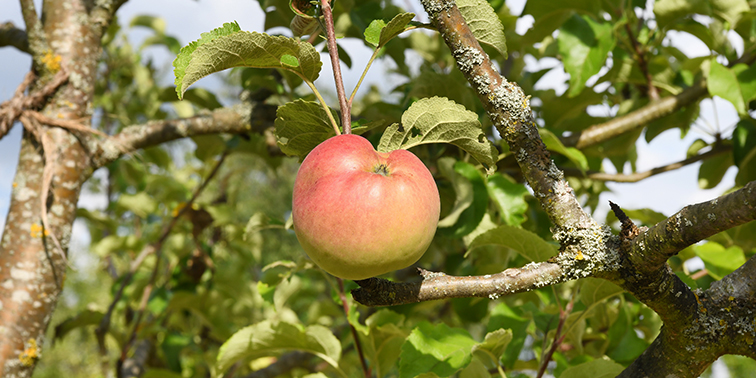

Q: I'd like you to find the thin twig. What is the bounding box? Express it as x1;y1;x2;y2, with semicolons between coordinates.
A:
96;150;229;363
337;278;371;378
560;144;731;182
624;23;658;101
319;0;351;133
537;294;575;378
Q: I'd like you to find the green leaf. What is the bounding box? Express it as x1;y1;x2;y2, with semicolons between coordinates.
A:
130;15;166;34
437;159;489;238
54;309;105;342
557;14;616;97
466;225;558;262
487;303;530;368
694;242;746;280
733;119;756;166
687;138;709;158
117;192;157;218
379;13;415;47
486;174;528;226
560;358;625;378
359;310;409;378
707;59;746;114
378;97;498;173
539;129;588;171
579;277;624;307
173;22;242;97
398;322;477;378
471;329;512;367
364;19;387;46
457;0;507;57
654;0;712;29
698;150;733;189
274;100;339;159
734;63;756;103
216;320;341;373
174;25;321;98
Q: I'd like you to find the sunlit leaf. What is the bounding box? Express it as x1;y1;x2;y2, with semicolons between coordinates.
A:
399;322;477;378
174;24;321;98
216;320;341;374
457;0;507;58
466;225;558;262
378;97;498;174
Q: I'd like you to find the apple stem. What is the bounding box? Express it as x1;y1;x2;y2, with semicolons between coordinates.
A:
336;278;371;378
319;0;352;134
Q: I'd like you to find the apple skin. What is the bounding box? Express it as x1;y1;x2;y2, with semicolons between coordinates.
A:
292;134;440;280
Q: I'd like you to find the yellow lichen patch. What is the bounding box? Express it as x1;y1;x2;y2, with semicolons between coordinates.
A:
575;251;584;260
13;182;17;188
30;223;49;238
19;339;39;366
729;296;735;301
41;50;62;73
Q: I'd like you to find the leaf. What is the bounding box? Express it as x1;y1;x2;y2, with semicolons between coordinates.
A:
359;310;409;378
378;97;498;173
486;174;528;226
466;225;558;262
274;100;339;159
379;13;415;47
707;59;746;114
733;119;756;167
734;63;756;104
654;0;712;29
539;129;588;171
173;22;242;97
174;25;322;98
54;309;105;342
487;303;530;368
694;242;746;280
216;320;341;373
117;192;157;218
560;358;624;378
457;0;507;58
579;277;624;307
471;329;512;367
364;19;387;46
130;15;166;34
557;14;616;97
687;138;709;158
398;322;477;378
437;159;489;238
697;150;733;189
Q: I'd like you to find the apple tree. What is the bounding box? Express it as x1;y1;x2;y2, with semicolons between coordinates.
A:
1;0;756;377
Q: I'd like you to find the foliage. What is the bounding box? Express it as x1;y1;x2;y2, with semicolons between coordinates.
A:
23;0;756;377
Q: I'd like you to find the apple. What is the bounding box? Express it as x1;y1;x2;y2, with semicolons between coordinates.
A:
292;134;440;280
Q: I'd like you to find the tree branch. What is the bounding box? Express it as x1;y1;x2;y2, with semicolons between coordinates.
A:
90;102;276;168
19;0;47;58
0;21;29;53
420;0;595;230
629;180;756;269
564;54;756;149
560;143;731;182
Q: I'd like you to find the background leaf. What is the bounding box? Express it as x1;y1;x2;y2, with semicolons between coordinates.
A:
457;0;507;57
466;225;558;262
399;322;477;378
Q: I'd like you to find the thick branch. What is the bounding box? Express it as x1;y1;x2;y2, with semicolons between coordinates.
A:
20;0;47;58
354;223;620;306
630;180;756;269
91;103;276;168
421;0;595;230
354;265;565;306
0;21;29;53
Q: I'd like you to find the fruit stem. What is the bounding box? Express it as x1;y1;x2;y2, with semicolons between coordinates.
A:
319;0;352;134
